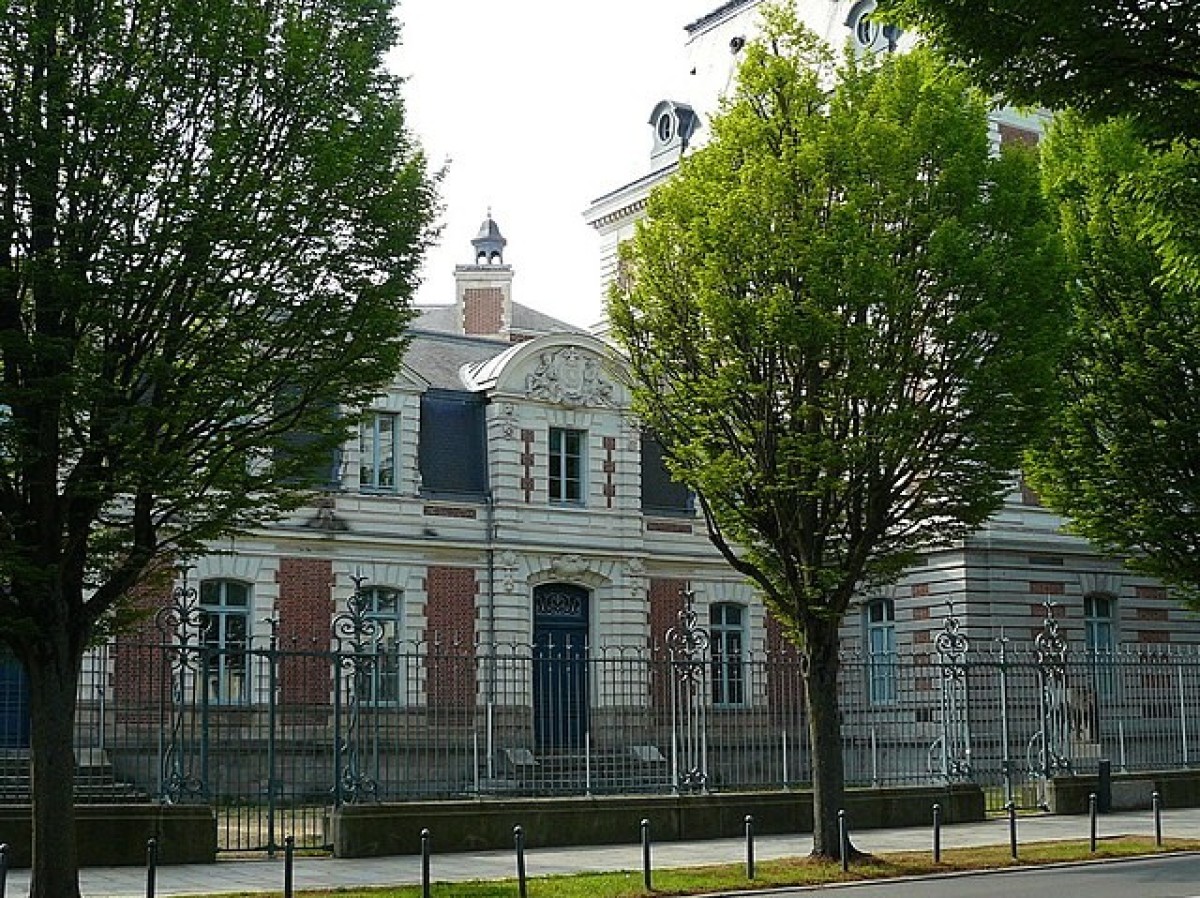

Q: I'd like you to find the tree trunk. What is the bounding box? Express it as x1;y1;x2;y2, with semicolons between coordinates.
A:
803;616;851;860
26;638;83;898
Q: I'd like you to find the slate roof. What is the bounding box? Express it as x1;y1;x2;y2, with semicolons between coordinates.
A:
407;302;588;390
403;329;510;391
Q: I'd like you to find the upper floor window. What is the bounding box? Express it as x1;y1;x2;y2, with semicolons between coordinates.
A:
710;603;746;706
361;587;404;705
360;413;399;492
200;579;250;705
865;597;897;706
549;427;585;504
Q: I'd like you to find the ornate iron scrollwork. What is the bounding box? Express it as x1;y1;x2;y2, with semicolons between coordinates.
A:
933;599;972;780
155;568;208;803
331;573;382;803
665;587;709;792
1032;600;1072;781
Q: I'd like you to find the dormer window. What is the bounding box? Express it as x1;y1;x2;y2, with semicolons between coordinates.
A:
854;9;879;48
656;111;674;144
846;1;900;53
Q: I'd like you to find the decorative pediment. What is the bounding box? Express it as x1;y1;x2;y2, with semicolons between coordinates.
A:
525;347;614;408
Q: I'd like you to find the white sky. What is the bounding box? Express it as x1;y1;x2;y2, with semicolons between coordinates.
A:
394;1;716;329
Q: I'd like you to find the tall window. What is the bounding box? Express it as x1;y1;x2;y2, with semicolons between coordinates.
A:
865;598;897;706
549;427;585;504
710;603;746;706
359;413;399;491
200;580;250;704
362;587;404;705
1084;594;1116;697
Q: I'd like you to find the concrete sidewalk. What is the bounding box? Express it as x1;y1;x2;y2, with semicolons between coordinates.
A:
7;808;1200;897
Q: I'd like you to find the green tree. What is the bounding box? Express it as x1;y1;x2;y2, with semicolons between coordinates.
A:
0;2;436;894
608;7;1063;859
1026;115;1200;600
880;0;1200;144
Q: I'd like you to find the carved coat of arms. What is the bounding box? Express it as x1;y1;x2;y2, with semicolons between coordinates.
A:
525;347;614;407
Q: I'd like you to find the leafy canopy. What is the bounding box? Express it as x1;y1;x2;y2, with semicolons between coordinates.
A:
1027;116;1200;600
880;0;1200;145
608;5;1064;634
0;0;437;640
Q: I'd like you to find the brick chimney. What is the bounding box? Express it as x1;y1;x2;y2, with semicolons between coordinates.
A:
454;211;514;340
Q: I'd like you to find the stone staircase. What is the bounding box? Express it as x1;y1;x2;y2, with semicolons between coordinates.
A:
480;745;672;795
0;749;149;803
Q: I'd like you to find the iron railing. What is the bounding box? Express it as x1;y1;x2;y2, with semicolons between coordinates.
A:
4;625;1200;852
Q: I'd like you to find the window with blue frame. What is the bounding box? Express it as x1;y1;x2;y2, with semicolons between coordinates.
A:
865;597;897;706
359;412;399;492
710;603;746;706
200;579;250;705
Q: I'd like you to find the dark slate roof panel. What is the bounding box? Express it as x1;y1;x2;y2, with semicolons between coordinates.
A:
403;331;510;390
419;390;488;498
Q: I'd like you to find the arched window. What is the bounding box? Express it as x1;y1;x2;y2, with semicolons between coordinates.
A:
200;580;250;704
709;603;746;706
865;597;896;706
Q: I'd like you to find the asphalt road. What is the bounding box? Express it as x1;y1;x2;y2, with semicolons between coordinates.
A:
747;854;1200;898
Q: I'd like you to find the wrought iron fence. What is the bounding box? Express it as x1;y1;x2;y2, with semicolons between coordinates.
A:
4;604;1200;853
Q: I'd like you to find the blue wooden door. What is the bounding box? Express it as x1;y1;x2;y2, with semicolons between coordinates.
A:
532;584;589;752
0;650;31;749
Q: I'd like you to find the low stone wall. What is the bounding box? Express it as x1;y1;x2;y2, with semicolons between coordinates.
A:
0;804;217;868
330;784;984;858
1049;770;1200;814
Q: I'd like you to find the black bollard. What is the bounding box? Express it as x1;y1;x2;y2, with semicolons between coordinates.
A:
1;842;8;898
1097;759;1112;813
1089;794;1097;852
1153;791;1163;847
641;818;652;891
1007;802;1018;860
420;829;431;898
745;814;755;880
932;803;942;863
284;835;295;898
839;809;849;873
146;838;158;898
514;825;527;898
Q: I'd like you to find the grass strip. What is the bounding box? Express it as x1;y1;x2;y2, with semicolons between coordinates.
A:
220;836;1200;898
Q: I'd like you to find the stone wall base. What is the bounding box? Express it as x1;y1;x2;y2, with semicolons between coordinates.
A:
1049;770;1200;814
331;784;985;858
0;804;216;868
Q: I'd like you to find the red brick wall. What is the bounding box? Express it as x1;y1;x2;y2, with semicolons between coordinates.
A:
999;123;1040;147
765;609;804;717
277;558;333;705
425;566;477;707
113;571;174;723
463;287;504;336
649;578;687;708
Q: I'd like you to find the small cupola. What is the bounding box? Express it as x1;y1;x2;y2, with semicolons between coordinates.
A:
455;210;514;340
471;211;507;265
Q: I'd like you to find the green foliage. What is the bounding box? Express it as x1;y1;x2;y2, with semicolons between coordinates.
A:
881;0;1200;145
1026;117;1200;600
608;6;1064;634
0;0;437;642
282;837;1200;898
